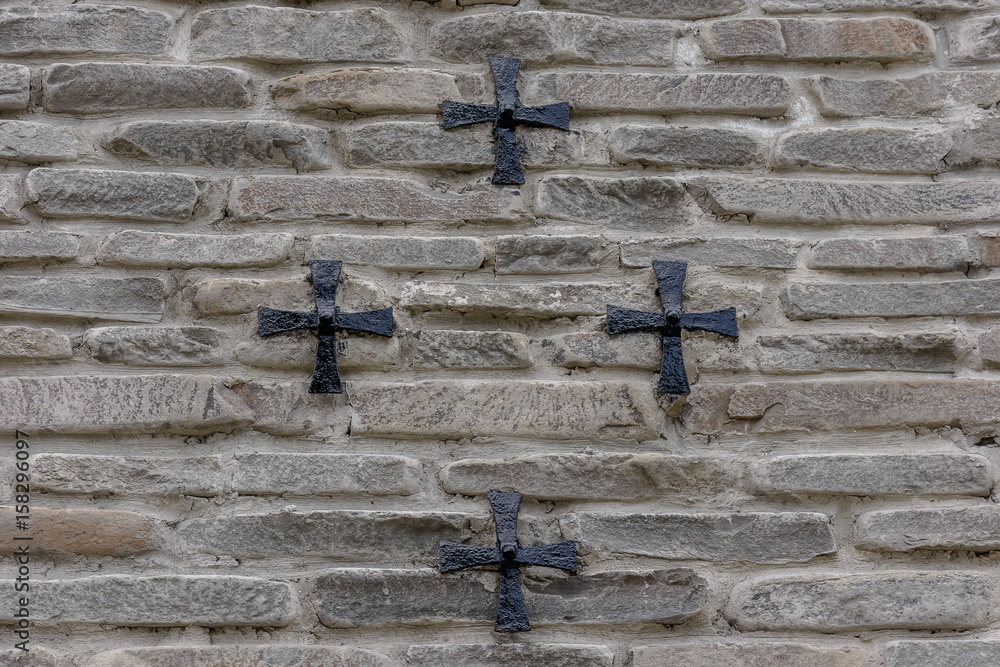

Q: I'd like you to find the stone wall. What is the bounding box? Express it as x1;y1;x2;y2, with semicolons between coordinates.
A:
3;0;1000;665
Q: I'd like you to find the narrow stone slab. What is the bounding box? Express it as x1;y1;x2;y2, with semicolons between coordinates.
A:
349;381;660;440
634;643;865;667
541;331;744;373
807;237;971;272
775;128;951;174
857;506;1000;552
230;176;523;223
0;327;71;360
767;0;998;9
538;0;743;18
784;279;1000;318
750;453;991;496
400;282;635;317
885;640;1000;667
562;512;834;563
496;235;604;274
231;453;421;496
950;16;1000;63
0;121;77;163
235;335;399;372
0;575;295;627
611;125;764;168
0;507;156;556
0;231;78;262
0;64;29;110
0;6;171;56
98;231;294;268
315;568;706;627
758;333;959;373
726;572;989;631
811;72;1000;117
0;174;19;221
442;453;732;500
192;277;312;317
411;330;532;370
689;177;1000;224
0;648;57;666
621;237;798;269
537;175;688;229
230;380;352;437
27;169;200;222
0;375;253;436
0;276;164;322
408;644;614;667
90;647;393;667
83;326;223;367
309;234;484;270
33;454;224;496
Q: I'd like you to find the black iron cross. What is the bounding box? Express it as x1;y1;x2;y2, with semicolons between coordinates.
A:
257;260;393;394
440;491;576;632
441;57;569;185
606;261;738;396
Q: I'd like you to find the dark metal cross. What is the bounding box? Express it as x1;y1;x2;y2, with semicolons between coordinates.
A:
257;260;394;394
606;261;738;396
441;57;570;185
440;491;576;632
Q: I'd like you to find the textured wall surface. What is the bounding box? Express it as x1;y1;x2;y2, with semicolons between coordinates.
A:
3;0;1000;665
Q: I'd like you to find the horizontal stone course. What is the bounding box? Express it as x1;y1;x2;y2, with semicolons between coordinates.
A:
775;128;951;174
538;0;743;18
785;279;1000;318
83;326;223;367
0;507;155;556
192;277;312;317
235;335;398;372
0;121;77;163
807;237;971;272
885;640;1000;667
231;453;421;496
27;169;200;222
0;326;71;360
758;333;960;373
857;506;1000;551
33;454;224;496
0;6;171;56
0;276;164;322
309;234;484;270
89;647;393;667
537;175;688;229
811;72;1000;117
496;235;603;274
633;643;865;667
411;330;532;370
98;231;294;269
621;237;798;269
767;0;998;9
611;125;764;168
0;64;29;110
408;644;614;667
0;231;78;263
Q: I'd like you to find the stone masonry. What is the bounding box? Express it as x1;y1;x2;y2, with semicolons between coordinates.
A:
2;0;1000;665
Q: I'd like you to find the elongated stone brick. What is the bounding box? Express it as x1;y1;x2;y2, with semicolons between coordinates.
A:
0;231;78;262
408;644;614;667
785;279;1000;318
0;64;29;110
540;331;744;373
611;126;764;168
539;0;743;18
90;647;393;667
634;643;865;667
776;128;951;174
231;380;352;437
0;175;19;221
812;72;1000;117
885;640;1000;667
0;375;253;436
411;330;532;370
0;276;163;322
857;506;1000;551
192;277;312;316
0;121;76;163
537;175;689;229
235;335;399;373
0;507;156;556
98;231;293;268
349;381;660;440
0;6;171;56
621;237;798;269
27;169;200;222
0;575;295;627
767;0;997;9
496;235;604;274
33;454;224;496
726;572;989;631
758;333;960;373
0;327;71;360
84;326;223;367
231;453;421;496
309;234;484;270
950;16;1000;63
808;237;971;272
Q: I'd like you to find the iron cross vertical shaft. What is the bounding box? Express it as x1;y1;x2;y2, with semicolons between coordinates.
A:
257;260;394;394
439;491;577;632
441;57;570;185
606;261;739;396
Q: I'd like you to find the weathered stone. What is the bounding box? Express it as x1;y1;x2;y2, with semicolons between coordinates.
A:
950;16;1000;62
621;237;798;269
192;277;311;317
0;6;171;56
526;72;791;116
751;453;991;496
315;568;706;627
89;647;393;667
83;326;223;367
538;0;743;18
785;279;1000;318
611;126;764;168
0;174;19;221
229;176;523;223
946;117;1000;168
192;7;405;63
811;72;1000;117
808;237;971;272
0;276;164;322
687;380;1000;434
442;453;732;500
42;63;252;113
758;333;960;373
272;67;486;114
537;176;688;229
412;330;532;370
349;381;660;440
235;334;399;372
230;380;352;437
857;506;1000;552
231;453;421;496
0;507;156;556
776;128;951;174
33;454;224;496
0;231;79;262
633;643;865;667
980;330;1000;368
540;331;744;373
106;121;329;172
0;327;71;360
563;512;833;563
345;121;588;170
0;575;295;627
0;64;29;110
726;572;990;631
98;230;293;268
0;121;77;163
702;18;933;62
977;234;1000;267
408;644;614;667
767;0;999;10
0;649;58;666
432;12;676;66
496;235;603;275
27;169;200;222
309;234;484;270
885;640;1000;667
0;375;252;436
179;510;473;559
690;177;1000;225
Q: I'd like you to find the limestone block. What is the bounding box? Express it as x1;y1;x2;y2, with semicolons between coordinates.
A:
807;237;971;272
0;276;164;322
411;330;532;370
89;647;393;667
408;644;613;667
857;506;1000;551
98;231;293;268
885;641;1000;667
0;6;171;56
758;333;960;373
0;327;72;360
0;507;156;556
784;279;1000;318
537;175;689;229
0;64;29;110
621;237;798;269
633;643;865;667
27;169;200;222
231;453;422;496
0;121;77;163
83;326;223;367
33;454;224;496
538;0;743;18
811;72;1000;117
495;235;603;274
309;234;484;270
776;128;951;173
0;231;79;262
610;126;765;168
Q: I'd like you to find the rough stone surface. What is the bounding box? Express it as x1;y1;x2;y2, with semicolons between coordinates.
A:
857;506;1000;552
633;643;865;667
432;12;676;66
0;6;171;56
89;647;393;667
411;330;532;370
309;234;484;270
0;276;164;322
807;237;971;272
540;331;744;373
33;454;224;497
0;121;77;163
811;72;1000;117
0;230;79;262
0;326;72;360
495;235;604;274
767;0;998;9
758;333;960;373
562;512;834;563
0;174;19;221
192;7;405;63
750;453;991;496
775;128;951;174
784;279;1000;318
27;169;200;222
0;375;253;436
230;380;352;437
537;176;688;229
621;237;798;269
539;0;743;17
977;234;1000;266
98;231;293;268
441;453;732;500
83;326;223;367
946;117;1000;168
0;64;29;110
0;576;295;627
401;282;632;317
0;507;156;556
950;16;1000;63
726;572;990;631
611;126;764;168
349;381;660;440
0;649;58;666
314;568;707;627
42;63;252;113
885;641;1000;667
235;334;399;372
192;277;312;317
980;329;1000;369
231;453;421;496
408;644;614;667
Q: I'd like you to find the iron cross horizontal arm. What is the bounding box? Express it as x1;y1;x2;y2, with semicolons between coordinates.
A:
606;260;738;396
257;260;394;394
440;491;577;632
441;57;570;185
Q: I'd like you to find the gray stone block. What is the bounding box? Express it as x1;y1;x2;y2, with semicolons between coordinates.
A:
0;327;71;360
807;237;971;272
27;169;200;222
0;174;23;221
767;0;998;9
776;127;951;174
230;380;351;437
0;64;29;110
0;648;58;666
758;333;960;373
537;175;688;229
633;643;865;667
538;0;743;18
89;646;393;667
611;125;764;168
231;453;421;496
621;237;798;269
235;334;399;372
495;235;603;274
309;234;484;270
411;330;532;370
408;644;614;667
84;326;223;367
98;230;293;268
0;276;164;322
33;454;224;497
0;121;77;163
0;231;79;262
885;640;1000;667
950;16;1000;63
0;6;171;56
810;72;1000;117
784;279;1000;318
857;506;1000;551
